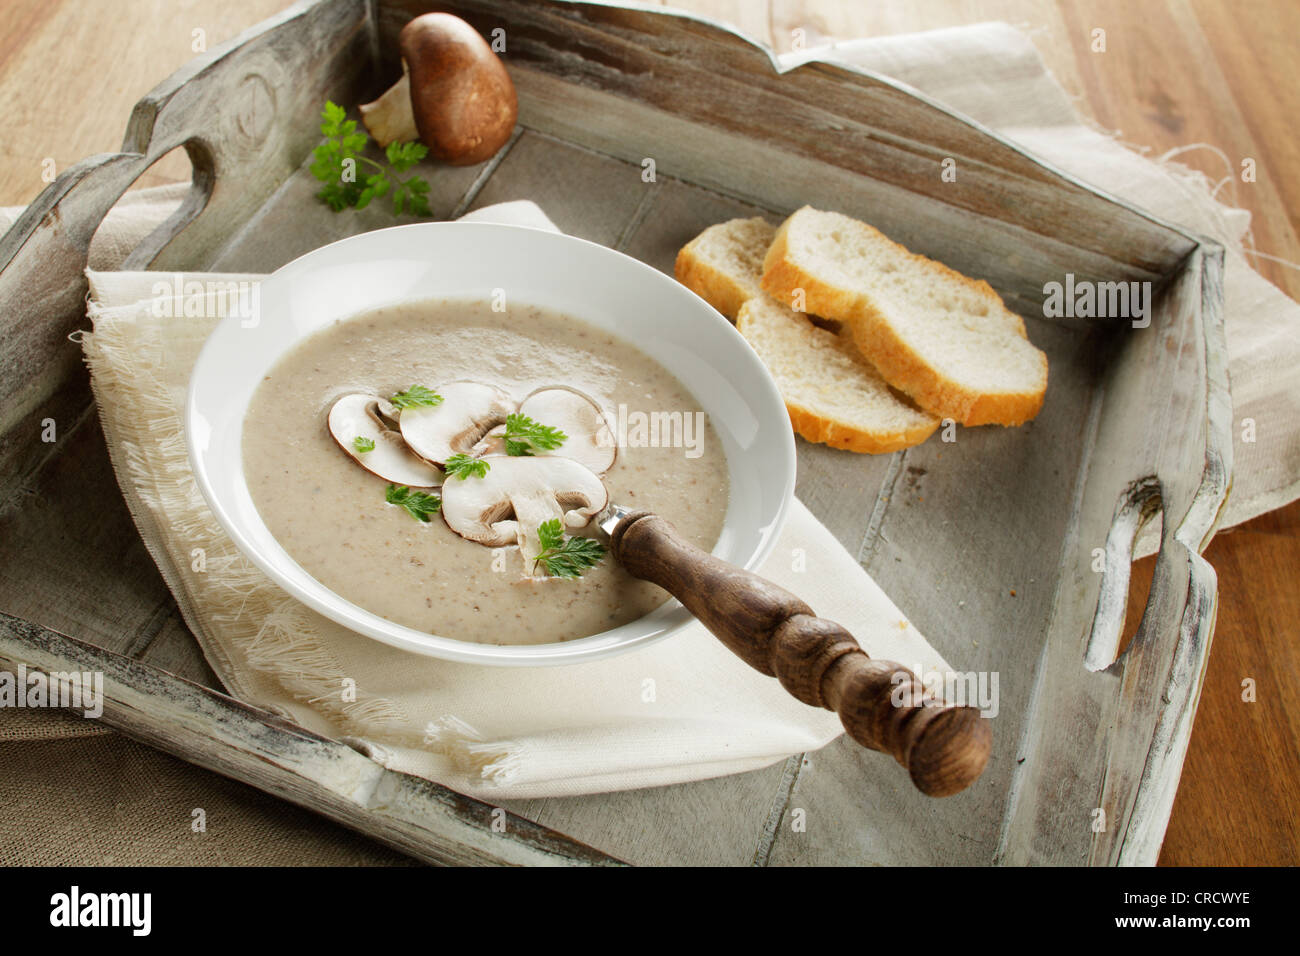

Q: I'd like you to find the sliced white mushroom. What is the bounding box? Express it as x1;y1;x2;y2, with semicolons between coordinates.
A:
328;393;442;487
517;386;617;474
399;381;513;466
440;455;608;578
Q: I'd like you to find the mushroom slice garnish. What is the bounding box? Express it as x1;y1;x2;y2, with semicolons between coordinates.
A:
517;386;617;475
328;393;442;487
399;381;513;466
440;455;608;578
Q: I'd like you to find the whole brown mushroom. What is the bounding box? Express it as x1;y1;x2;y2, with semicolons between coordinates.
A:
358;13;518;166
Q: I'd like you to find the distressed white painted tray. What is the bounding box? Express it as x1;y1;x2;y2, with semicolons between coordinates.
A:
0;0;1230;865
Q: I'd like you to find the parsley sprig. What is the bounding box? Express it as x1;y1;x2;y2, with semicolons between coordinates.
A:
444;453;490;480
534;519;606;579
352;436;376;454
385;484;442;522
504;413;567;457
311;101;433;216
390;385;443;410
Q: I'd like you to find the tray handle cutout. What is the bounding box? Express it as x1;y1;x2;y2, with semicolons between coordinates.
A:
117;141;215;270
1084;476;1163;672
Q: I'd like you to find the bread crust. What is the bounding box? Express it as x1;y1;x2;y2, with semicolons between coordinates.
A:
761;212;1047;427
783;402;939;454
674;246;750;321
735;299;939;454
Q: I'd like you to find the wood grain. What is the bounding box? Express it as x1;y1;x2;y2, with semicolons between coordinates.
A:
0;0;288;205
0;0;1293;865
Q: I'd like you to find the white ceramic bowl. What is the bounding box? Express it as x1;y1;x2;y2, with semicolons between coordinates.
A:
187;222;795;665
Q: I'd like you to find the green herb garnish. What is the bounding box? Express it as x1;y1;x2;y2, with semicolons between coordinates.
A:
390;385;443;410
311;101;433;216
504;413;567;457
352;436;376;454
385;484;442;522
533;518;606;579
444;453;490;480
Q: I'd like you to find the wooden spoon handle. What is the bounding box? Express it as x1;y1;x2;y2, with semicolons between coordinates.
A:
609;511;991;797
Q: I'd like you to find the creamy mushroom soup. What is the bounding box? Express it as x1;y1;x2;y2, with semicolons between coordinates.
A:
243;297;730;644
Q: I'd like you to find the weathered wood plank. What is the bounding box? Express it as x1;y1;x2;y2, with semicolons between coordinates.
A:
464;131;648;245
207;131;492;272
136;613;224;689
0;153;142;502
0;612;624;867
499;763;788;866
0;411;176;657
617;176;777;273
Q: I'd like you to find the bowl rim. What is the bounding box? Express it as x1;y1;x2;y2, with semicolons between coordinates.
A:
186;221;796;666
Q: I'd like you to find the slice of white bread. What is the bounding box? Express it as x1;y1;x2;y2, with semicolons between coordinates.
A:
737;295;939;454
675;217;776;321
676;217;938;454
761;206;1048;427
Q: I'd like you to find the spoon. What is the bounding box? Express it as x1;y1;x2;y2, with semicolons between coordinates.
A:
597;503;992;797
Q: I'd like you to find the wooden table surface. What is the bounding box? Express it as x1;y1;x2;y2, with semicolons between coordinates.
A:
0;0;1295;865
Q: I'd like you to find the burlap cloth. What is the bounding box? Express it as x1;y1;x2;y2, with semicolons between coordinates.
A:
2;22;1297;865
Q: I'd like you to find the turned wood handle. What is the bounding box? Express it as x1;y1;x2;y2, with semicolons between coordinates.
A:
609;512;991;797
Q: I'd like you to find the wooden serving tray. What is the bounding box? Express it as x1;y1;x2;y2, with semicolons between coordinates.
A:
0;0;1229;865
